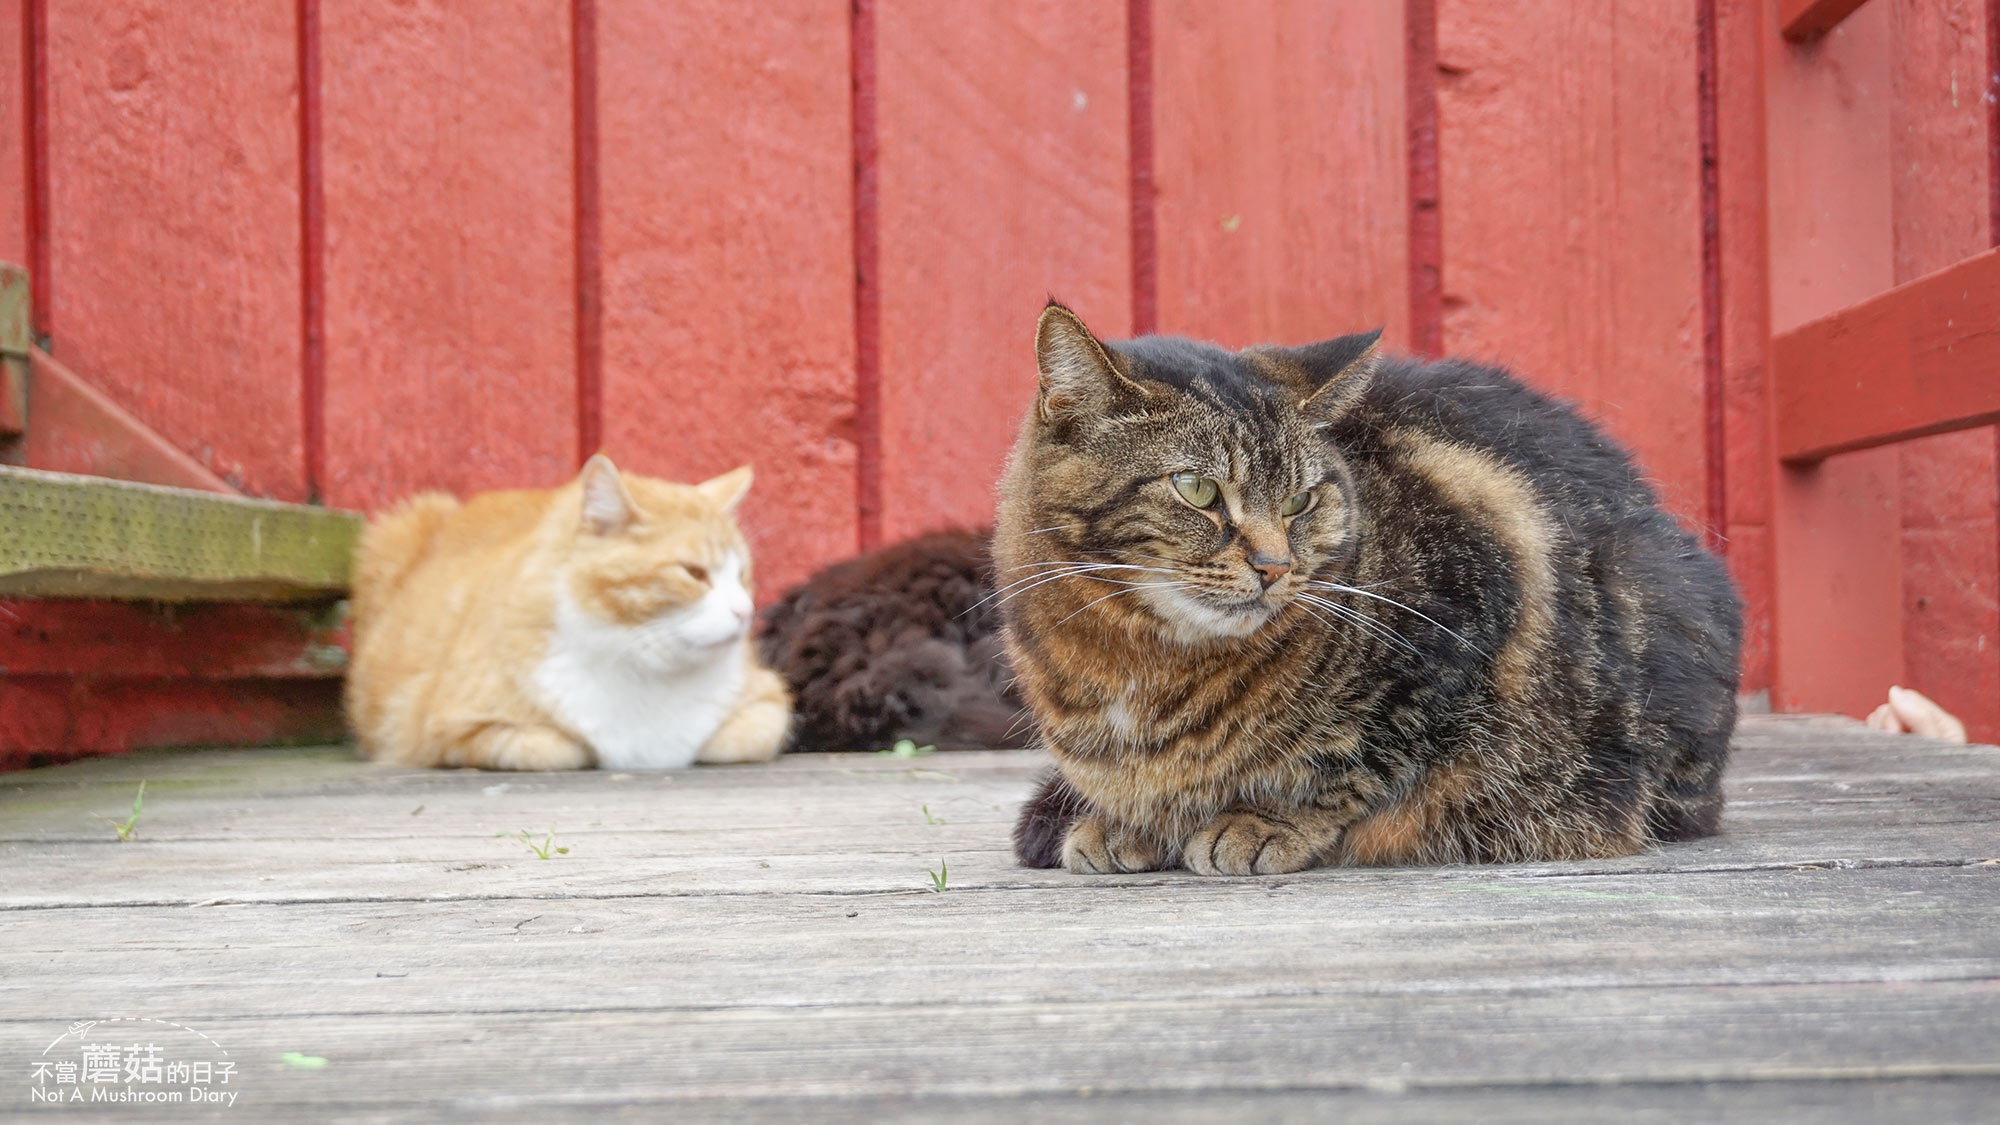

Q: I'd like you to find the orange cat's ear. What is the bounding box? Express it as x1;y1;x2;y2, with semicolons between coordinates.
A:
697;465;754;516
579;453;637;535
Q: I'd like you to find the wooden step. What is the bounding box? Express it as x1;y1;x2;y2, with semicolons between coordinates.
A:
0;465;361;601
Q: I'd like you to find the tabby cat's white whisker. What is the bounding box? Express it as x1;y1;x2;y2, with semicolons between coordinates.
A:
1295;591;1421;654
985;567;1155;612
999;559;1176;577
970;561;1178;615
1058;582;1193;624
1285;596;1346;638
1306;581;1481;652
979;562;1149;604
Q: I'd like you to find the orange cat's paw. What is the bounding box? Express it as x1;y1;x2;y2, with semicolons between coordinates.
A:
1184;810;1318;876
1061;815;1167;874
696;699;790;764
475;726;594;771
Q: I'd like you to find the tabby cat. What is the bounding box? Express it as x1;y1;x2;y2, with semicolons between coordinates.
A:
346;455;792;770
760;529;1024;752
1004;304;1741;874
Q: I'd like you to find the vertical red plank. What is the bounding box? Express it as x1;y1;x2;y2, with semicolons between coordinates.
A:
1715;0;1777;694
1152;0;1408;351
1406;0;1443;358
1436;1;1708;526
319;0;577;511
598;0;856;600
1;0;27;269
1764;1;1904;716
875;1;1131;543
44;3;303;497
1888;0;1998;742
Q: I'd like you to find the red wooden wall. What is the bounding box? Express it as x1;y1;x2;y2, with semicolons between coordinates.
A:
5;0;1995;739
1754;0;1999;740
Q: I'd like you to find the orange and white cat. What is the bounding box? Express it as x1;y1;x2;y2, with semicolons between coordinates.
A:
345;455;792;770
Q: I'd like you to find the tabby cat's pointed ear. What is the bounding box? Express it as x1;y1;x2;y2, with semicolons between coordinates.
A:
1291;329;1384;421
697;465;754;516
1035;302;1149;423
579;453;637;535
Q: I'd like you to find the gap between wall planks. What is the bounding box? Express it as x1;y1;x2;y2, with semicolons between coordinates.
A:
1127;0;1156;338
297;0;324;502
571;0;601;467
852;0;882;553
1714;0;1778;697
23;0;48;344
1991;0;1999;716
1405;0;1442;359
1697;0;1729;554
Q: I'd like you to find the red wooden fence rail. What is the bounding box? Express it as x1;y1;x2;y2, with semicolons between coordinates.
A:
1781;0;1872;41
1776;248;2000;462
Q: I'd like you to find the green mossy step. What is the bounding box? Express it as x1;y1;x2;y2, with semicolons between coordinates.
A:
0;465;361;601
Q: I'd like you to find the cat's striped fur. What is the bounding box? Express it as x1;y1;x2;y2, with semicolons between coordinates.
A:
1002;304;1741;875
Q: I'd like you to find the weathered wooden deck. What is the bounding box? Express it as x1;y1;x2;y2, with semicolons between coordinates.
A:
3;713;1997;1122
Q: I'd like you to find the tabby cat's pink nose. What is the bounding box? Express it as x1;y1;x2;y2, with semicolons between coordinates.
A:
1249;553;1293;588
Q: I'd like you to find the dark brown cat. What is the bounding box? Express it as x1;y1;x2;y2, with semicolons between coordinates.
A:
759;529;1025;752
1003;304;1741;874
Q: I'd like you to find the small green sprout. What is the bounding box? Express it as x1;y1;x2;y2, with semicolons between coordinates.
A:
879;738;936;758
280;1052;328;1070
928;860;949;893
108;782;145;842
921;804;945;825
499;828;569;859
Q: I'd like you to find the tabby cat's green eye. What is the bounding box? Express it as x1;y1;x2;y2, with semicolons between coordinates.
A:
1281;490;1316;518
1170;473;1221;510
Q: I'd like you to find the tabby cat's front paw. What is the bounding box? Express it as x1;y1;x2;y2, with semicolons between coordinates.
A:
1184;810;1319;876
1062;815;1168;874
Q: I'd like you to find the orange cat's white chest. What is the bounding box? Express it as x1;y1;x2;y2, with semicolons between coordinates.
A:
531;566;753;769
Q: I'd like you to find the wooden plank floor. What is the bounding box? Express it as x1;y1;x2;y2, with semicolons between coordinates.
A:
3;714;1997;1122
